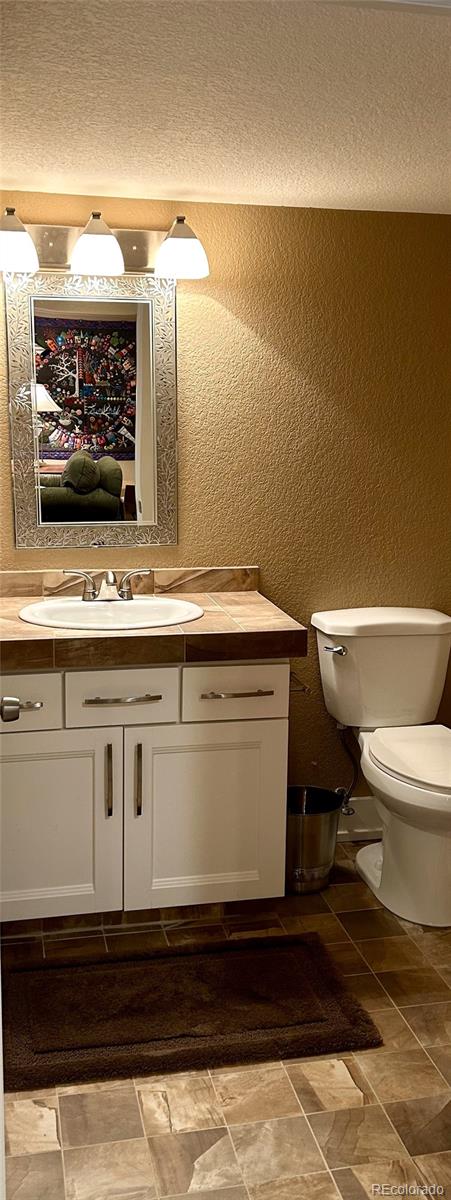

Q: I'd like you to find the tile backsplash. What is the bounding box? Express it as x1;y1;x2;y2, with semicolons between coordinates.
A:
0;565;259;598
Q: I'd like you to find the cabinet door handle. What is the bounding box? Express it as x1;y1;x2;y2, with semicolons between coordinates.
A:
84;693;162;707
1;696;44;722
135;742;143;817
200;688;275;701
105;743;113;817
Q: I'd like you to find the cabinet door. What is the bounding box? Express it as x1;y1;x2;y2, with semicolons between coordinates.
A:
124;720;288;910
0;728;123;922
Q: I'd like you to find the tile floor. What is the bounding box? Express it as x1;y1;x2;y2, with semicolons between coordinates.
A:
3;841;451;1199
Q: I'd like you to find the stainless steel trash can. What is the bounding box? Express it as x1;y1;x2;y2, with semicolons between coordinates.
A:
285;785;345;894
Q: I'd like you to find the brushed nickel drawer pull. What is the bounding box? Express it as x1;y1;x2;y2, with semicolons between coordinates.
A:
105;743;113;818
135;742;143;817
200;689;275;701
1;696;44;722
84;693;163;707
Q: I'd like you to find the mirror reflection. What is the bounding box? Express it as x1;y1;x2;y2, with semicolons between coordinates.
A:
32;298;156;525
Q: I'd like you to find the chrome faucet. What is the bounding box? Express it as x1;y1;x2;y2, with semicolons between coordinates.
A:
98;570;121;601
63;568;151;601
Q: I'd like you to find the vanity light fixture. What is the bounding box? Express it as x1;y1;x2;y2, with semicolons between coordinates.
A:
154;216;209;279
69;211;125;276
0;207;39;272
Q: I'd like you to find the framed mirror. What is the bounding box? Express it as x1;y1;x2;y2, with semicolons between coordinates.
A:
5;271;177;547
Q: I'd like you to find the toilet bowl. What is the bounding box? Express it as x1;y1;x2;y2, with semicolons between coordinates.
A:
311;607;451;928
358;725;451;926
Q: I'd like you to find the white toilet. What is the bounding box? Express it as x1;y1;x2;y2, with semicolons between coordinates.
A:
311;607;451;927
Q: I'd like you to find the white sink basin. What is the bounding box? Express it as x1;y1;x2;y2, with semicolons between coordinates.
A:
19;596;204;631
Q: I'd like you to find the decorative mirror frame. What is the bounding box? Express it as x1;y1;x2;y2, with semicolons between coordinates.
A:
5;271;177;548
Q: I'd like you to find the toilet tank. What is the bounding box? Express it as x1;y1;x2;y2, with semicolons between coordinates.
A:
311;608;451;729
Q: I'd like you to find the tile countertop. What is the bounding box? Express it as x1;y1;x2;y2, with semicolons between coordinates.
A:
0;592;308;672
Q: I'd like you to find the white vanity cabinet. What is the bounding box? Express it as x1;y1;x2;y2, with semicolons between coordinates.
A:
0;662;289;921
0;727;123;921
124;719;288;909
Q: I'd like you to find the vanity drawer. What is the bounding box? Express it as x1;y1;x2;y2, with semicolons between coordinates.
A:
182;663;290;722
65;668;180;728
0;673;63;732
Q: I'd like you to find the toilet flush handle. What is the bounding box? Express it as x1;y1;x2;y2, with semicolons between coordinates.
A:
324;645;347;656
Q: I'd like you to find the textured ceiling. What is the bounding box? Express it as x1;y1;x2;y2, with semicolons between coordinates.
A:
1;0;450;212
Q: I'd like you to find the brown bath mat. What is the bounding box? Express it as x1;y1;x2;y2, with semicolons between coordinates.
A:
2;934;381;1090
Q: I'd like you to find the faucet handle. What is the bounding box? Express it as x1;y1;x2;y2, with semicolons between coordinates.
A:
63;570;98;600
118;568;151;601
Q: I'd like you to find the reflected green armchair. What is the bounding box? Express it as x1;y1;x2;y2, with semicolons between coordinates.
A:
39;452;123;523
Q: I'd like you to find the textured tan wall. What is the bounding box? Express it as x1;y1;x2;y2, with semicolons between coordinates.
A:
1;191;450;786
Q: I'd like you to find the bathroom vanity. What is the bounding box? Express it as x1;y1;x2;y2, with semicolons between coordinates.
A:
0;581;307;923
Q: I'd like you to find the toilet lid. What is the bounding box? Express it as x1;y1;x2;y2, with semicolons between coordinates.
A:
369;725;451;791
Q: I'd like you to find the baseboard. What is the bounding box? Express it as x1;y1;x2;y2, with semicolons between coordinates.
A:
337;795;382;842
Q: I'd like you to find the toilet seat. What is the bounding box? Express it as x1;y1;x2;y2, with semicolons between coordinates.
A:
368;725;451;793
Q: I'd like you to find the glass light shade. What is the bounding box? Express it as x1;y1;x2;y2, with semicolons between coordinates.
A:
154;216;209;279
70;211;124;275
0;208;39;272
31;383;62;413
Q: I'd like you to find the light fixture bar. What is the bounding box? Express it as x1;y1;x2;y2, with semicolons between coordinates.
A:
22;224;166;272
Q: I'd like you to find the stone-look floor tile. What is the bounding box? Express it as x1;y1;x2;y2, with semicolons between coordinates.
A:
355;936;429;973
247;1174;339;1200
212;1064;301;1125
134;1069;207;1086
337;909;403;941
1;939;44;968
327;942;370;976
210;1061;280;1077
105;929;167;956
102;907;161;928
43;934;107;963
427;1046;451;1085
354;1048;449;1103
345;973;394;1013
230;1115;324;1184
325;884;382;912
376;967;451;1007
413;1150;451;1186
281;914;350;943
286;1057;376;1113
6;1151;65;1200
400;1002;451;1046
416;932;451;969
385;1093;451;1155
59;1087;143;1148
165;1191;247;1200
160;903;223;924
165;923;226;946
14;1088;57;1101
63;1138;157;1199
42;913;102;934
224;918;286;939
332;1157;428;1199
355;1008;419;1052
223;898;278;919
5;1097;61;1156
440;967;451;987
148;1128;242;1195
307;1104;407;1168
1;918;43;938
57;1079;134;1095
398;917;451;938
329;860;360;884
137;1074;224;1134
273;893;330;915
